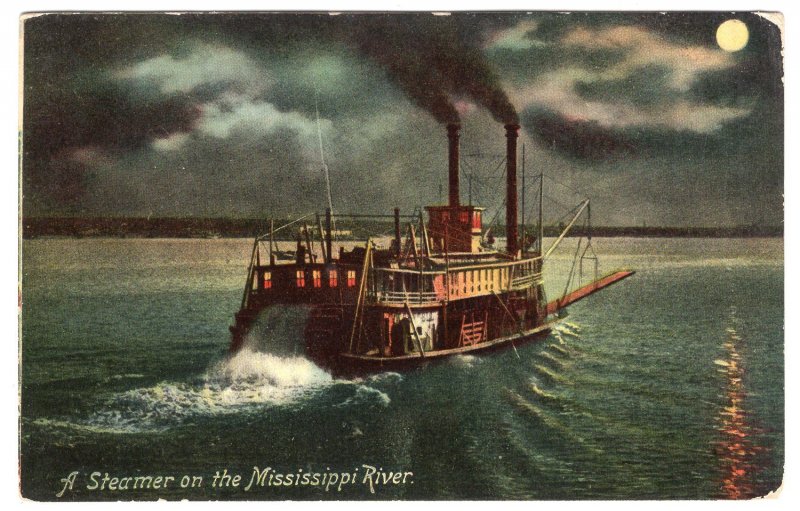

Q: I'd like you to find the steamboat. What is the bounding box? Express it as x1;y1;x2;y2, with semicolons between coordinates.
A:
229;123;633;373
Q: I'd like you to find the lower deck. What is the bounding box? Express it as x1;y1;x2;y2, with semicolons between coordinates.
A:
336;288;546;361
341;319;559;363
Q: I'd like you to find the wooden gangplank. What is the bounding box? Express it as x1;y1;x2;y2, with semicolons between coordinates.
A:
546;270;634;315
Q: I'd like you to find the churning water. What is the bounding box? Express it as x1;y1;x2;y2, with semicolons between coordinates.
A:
20;237;783;500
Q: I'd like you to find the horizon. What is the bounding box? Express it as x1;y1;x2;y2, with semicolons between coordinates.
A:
21;215;784;232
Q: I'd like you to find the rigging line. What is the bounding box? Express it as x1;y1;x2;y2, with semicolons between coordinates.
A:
519;174;540;228
466;154;506;183
486;197;507;233
257;213;316;240
548;202;585;230
314;89;336;237
471;187;493;213
471;173;505;188
542;173;587;199
561;236;584;300
544;194;582;217
474;176;500;209
490;156;507;180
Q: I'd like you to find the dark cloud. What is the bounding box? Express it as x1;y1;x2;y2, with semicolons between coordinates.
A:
22;13;520;214
574;65;674;108
522;108;636;162
522;102;780;168
20;12;783;227
22;14;203;210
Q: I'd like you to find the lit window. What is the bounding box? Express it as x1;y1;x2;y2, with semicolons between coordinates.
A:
296;270;305;288
312;270;322;288
347;270;357;287
329;269;338;287
263;271;272;289
460;211;469;223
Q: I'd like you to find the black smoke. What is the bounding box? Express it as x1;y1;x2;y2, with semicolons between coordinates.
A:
343;15;519;124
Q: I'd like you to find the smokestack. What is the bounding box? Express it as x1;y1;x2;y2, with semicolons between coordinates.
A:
505;124;520;256
447;124;460;207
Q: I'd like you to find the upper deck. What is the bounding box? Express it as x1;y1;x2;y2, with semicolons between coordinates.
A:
244;246;542;309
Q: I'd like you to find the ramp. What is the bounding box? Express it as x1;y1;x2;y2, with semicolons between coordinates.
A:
546;270;634;315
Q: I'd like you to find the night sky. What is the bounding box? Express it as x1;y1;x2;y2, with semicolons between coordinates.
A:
21;12;783;227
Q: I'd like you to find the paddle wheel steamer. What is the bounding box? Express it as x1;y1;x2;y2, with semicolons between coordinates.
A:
229;123;633;373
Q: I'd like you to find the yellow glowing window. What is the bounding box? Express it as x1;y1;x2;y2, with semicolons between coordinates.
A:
347;270;357;287
329;270;338;287
263;271;272;289
312;270;322;288
296;270;305;288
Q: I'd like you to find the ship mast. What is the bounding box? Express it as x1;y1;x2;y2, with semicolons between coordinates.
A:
314;91;336;238
521;143;525;251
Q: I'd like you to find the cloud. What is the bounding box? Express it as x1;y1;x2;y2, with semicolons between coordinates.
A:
511;68;749;134
114;42;273;96
486;20;544;50
198;95;326;157
81;102;443;218
152;132;191;152
20;13;782;227
114;43;330;159
484;20;756;162
560;25;732;91
504;23;748;134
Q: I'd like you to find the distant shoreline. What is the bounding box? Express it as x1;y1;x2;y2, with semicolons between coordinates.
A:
21;217;783;240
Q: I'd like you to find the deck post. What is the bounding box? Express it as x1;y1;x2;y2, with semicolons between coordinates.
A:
404;302;426;358
316;213;327;263
348;239;372;354
539;173;544;254
393;207;401;258
325;208;333;263
419;211;430;258
240;237;258;309
442;301;448;349
303;223;314;264
492;291;524;335
269;219;275;266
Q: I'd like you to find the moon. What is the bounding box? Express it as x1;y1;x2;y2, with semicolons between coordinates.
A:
716;19;749;52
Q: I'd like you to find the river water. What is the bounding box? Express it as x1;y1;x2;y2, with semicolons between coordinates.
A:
19;237;783;500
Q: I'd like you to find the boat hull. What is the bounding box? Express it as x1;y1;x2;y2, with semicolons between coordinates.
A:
326;320;560;376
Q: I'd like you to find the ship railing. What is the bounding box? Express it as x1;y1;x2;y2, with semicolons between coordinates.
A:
510;272;543;290
372;290;440;305
370;267;445;304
